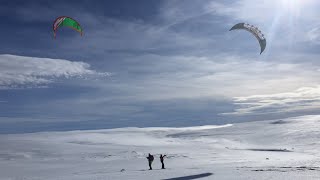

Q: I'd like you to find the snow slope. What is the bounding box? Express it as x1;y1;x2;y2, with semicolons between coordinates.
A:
1;115;320;179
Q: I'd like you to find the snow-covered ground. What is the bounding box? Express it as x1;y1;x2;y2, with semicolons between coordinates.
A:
1;115;320;180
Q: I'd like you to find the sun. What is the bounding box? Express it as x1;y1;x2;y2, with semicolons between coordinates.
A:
280;0;303;13
278;0;308;17
278;0;318;13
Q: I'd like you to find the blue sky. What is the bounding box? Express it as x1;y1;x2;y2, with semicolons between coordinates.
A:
1;0;320;133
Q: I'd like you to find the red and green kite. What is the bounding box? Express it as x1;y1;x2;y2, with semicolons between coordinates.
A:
53;16;83;38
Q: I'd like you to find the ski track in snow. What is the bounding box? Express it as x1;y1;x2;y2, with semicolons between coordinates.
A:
1;115;320;179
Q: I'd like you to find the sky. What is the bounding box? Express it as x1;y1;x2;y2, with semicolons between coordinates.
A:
1;0;320;133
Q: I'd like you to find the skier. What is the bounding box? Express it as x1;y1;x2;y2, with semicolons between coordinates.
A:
146;153;154;170
160;154;167;169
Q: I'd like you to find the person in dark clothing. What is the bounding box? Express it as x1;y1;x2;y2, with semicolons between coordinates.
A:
146;153;154;170
160;154;167;169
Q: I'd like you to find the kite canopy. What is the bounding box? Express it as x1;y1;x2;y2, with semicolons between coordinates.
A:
53;16;83;38
230;23;266;54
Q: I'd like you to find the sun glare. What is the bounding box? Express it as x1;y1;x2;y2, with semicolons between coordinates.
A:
280;0;303;13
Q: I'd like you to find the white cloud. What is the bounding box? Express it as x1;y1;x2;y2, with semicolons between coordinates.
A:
0;54;108;89
307;27;320;44
226;86;320;115
85;53;320;102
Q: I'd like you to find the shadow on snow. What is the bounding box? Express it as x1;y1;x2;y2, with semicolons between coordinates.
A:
162;173;213;180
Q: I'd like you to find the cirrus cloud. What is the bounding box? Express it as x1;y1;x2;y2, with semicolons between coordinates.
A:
0;54;108;89
225;86;320;115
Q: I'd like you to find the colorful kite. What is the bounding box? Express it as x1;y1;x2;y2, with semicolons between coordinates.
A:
53;16;83;38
